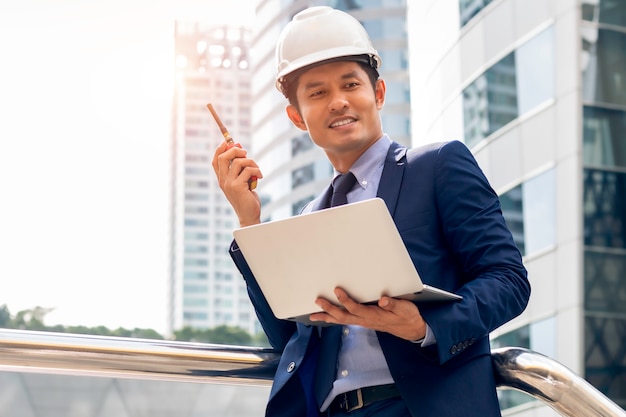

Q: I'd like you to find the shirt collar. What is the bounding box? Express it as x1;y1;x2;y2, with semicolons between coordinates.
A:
334;134;391;189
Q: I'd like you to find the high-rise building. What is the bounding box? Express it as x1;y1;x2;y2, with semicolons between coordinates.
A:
251;0;410;222
408;0;626;413
168;21;259;336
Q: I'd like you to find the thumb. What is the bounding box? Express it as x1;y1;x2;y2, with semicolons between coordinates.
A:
378;296;396;311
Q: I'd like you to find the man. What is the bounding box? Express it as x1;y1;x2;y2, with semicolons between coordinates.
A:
212;6;530;417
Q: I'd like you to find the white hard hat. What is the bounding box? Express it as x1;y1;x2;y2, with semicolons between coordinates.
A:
275;6;382;96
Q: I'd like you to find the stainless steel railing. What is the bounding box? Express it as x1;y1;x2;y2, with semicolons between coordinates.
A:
1;329;625;416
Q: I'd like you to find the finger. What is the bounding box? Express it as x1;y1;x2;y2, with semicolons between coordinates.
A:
228;160;262;190
316;295;359;323
212;142;230;175
216;148;249;187
334;288;370;316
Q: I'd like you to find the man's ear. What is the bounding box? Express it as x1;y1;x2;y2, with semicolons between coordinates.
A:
375;79;386;110
286;104;307;131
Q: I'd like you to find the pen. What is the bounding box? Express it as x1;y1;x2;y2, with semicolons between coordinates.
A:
207;103;258;190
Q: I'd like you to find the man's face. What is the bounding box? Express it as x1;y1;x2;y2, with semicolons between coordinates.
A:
286;61;386;166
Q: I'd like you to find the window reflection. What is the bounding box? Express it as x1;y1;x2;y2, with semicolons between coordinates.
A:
459;0;494;27
582;0;626;27
523;169;556;254
517;27;555;114
463;27;554;148
585;314;626;403
292;195;316;216
292;164;315;188
500;169;556;256
500;185;524;255
583;106;626;169
585;250;626;315
582;28;626;107
583;169;626;249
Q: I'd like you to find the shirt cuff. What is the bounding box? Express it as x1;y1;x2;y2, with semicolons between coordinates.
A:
411;324;436;346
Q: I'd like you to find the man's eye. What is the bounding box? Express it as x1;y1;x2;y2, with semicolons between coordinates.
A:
310;90;324;97
346;82;359;88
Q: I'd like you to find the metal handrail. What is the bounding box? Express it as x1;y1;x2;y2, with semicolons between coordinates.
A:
1;329;625;416
492;347;626;417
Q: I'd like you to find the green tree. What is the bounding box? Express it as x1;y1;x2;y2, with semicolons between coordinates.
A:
0;304;10;327
1;305;268;347
208;325;253;345
174;325;260;346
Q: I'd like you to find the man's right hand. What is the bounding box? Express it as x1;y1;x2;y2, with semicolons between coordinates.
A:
212;142;263;227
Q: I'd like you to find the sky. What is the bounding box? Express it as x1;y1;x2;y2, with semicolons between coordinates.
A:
0;0;255;334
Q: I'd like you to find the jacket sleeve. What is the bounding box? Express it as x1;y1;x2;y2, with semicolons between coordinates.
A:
229;241;296;351
416;141;531;364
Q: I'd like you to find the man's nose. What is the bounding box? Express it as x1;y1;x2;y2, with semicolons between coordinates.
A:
328;90;349;112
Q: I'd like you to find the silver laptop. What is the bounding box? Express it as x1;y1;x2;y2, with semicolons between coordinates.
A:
233;198;461;325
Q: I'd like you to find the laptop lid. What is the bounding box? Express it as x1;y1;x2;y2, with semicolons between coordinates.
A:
233;198;460;323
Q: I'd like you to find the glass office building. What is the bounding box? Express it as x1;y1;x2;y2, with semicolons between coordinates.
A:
408;0;626;413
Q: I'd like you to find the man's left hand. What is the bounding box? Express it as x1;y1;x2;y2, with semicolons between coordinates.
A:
310;287;427;341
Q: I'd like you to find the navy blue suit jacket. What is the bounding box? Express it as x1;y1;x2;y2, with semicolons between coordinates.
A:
230;140;531;417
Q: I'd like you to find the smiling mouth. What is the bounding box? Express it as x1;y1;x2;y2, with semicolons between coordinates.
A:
330;118;356;128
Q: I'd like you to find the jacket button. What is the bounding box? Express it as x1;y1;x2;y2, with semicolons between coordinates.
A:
450;345;457;355
287;361;296;373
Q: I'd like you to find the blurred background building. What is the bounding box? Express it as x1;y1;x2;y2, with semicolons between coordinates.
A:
167;22;259;335
408;0;626;414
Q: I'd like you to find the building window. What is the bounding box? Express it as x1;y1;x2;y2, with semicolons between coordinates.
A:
184;271;207;280
183;284;207;293
185;180;209;188
582;0;626;27
185;167;210;175
500;169;556;257
583;106;626;169
183;312;207;320
184;218;208;227
183;298;208;307
185;245;208;254
292;195;316;216
185;232;208;240
583;169;626;249
459;0;494;27
463;27;554;148
185;193;209;202
291;133;314;157
582;29;626;107
185;206;208;214
185;154;209;163
292;163;315;188
501;171;557;256
184;258;208;267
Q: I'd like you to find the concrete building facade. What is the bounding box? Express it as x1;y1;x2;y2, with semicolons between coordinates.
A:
408;0;626;414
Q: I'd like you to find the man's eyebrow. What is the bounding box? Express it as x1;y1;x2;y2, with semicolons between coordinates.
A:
340;71;359;80
303;71;362;90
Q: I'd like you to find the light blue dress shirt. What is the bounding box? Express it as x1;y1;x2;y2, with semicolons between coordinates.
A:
319;135;436;411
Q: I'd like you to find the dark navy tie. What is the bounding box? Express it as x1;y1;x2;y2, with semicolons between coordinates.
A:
314;172;357;407
330;172;357;207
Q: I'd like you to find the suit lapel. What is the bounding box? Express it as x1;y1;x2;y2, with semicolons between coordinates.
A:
377;142;407;217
